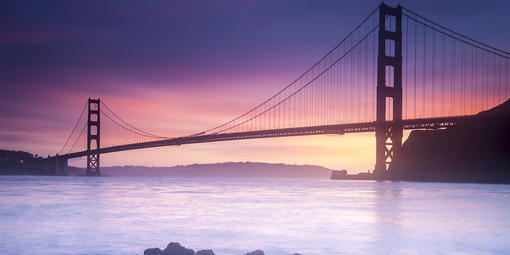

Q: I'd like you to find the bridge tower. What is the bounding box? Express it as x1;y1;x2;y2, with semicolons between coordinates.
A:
374;3;403;178
86;98;101;176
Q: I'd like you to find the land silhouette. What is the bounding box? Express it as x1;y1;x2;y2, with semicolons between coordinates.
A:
0;154;332;178
70;162;333;178
389;99;510;183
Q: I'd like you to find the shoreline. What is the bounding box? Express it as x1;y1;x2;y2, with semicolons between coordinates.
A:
3;173;510;185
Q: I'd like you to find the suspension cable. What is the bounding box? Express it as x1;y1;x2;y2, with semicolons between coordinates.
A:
100;101;167;139
58;101;87;155
402;7;510;56
68;122;87;154
101;110;165;139
196;5;380;135
403;13;510;59
214;24;379;134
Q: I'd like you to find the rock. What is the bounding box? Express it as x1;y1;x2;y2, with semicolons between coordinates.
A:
163;242;195;255
196;250;215;255
144;248;162;255
245;250;264;255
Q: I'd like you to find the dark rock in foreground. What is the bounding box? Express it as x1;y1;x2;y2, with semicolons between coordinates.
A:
144;248;162;255
144;242;302;255
245;250;264;255
163;242;195;255
196;250;215;255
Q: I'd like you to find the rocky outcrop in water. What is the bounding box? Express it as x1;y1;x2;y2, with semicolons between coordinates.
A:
143;242;302;255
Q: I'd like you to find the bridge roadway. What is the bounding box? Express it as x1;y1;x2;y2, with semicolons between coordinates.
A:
59;115;474;159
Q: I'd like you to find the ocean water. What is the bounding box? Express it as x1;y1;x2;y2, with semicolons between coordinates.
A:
0;176;509;255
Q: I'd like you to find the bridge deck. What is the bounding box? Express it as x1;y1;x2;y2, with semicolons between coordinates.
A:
60;116;473;159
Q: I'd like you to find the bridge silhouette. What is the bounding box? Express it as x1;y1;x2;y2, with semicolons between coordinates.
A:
49;3;510;178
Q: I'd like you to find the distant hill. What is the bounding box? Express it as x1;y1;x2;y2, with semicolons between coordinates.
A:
69;162;333;178
389;99;510;183
1;151;335;179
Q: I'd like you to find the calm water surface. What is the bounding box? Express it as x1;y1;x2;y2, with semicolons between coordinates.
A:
0;176;509;255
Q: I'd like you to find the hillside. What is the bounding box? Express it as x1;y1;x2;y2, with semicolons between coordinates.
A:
389;100;510;183
68;162;333;178
0;150;50;175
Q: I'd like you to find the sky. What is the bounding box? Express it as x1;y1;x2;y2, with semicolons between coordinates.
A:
1;0;510;172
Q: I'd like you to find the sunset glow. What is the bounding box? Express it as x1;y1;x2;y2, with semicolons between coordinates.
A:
1;0;509;172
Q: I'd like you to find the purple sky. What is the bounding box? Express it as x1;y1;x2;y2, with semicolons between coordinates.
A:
1;0;510;171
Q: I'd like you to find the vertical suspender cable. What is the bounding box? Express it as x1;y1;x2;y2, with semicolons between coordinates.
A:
471;47;474;113
414;19;417;118
405;16;409;119
432;30;436;117
452;40;456;115
423;26;426;117
441;35;445;116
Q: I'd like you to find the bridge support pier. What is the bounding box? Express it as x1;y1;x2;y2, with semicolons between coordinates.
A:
47;156;68;175
86;98;101;176
374;3;403;179
55;157;68;176
47;156;56;175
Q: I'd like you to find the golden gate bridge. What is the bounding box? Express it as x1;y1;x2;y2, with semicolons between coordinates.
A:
49;3;510;178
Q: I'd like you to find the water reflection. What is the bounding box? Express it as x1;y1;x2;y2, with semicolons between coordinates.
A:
373;181;403;254
0;176;509;255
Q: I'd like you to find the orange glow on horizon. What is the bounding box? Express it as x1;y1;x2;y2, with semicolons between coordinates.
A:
68;131;412;173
